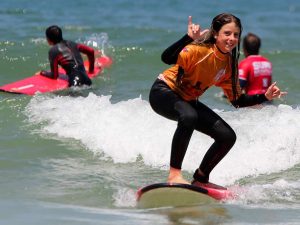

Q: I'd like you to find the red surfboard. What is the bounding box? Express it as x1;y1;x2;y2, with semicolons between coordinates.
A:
136;182;235;208
0;55;112;95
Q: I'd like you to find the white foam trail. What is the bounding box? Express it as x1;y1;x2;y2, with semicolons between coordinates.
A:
230;178;300;205
113;188;137;208
25;94;300;185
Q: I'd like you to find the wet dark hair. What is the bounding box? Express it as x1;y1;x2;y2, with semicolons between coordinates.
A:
45;25;63;44
195;13;243;101
243;32;261;55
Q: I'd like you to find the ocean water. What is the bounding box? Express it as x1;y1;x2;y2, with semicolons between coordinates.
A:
1;0;300;224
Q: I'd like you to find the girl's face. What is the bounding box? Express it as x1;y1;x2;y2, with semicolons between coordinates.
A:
215;22;240;53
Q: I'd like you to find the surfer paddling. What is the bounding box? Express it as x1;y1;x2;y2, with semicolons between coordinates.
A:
40;25;95;87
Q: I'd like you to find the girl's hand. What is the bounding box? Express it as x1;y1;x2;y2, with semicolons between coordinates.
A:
265;82;288;100
187;16;209;40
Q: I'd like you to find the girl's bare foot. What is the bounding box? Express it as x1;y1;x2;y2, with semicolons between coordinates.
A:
168;167;189;184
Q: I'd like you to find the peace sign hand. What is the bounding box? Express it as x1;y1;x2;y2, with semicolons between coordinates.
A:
265;82;288;100
187;16;209;40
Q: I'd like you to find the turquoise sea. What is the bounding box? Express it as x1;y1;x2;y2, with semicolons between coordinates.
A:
1;0;300;224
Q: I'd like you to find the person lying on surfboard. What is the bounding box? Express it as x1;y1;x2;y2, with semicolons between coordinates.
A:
40;25;95;87
149;13;287;185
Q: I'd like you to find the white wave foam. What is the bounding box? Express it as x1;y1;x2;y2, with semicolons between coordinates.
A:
113;188;137;208
231;178;300;205
25;94;300;185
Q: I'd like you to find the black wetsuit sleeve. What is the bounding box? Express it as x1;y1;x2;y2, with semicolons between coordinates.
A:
161;34;194;65
231;93;268;108
48;48;60;79
77;43;95;73
239;79;247;88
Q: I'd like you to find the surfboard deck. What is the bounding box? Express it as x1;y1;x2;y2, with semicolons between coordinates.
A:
136;182;234;208
0;55;112;95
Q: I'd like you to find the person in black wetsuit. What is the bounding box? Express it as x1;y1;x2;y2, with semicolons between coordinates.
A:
149;14;287;185
40;25;95;87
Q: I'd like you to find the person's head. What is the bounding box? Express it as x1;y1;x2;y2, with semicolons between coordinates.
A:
203;13;242;53
203;13;242;101
45;25;63;45
243;33;261;56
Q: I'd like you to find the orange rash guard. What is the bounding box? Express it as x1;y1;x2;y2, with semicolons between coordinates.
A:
159;43;242;102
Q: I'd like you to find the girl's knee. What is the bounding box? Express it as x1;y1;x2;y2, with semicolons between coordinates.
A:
213;120;236;145
179;111;198;129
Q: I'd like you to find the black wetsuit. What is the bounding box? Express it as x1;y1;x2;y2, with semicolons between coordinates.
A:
46;40;94;87
149;35;268;182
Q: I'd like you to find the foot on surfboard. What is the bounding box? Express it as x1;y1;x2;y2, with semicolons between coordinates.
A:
191;180;235;200
191;180;227;190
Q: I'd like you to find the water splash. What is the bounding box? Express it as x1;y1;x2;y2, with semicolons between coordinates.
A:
84;33;111;56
